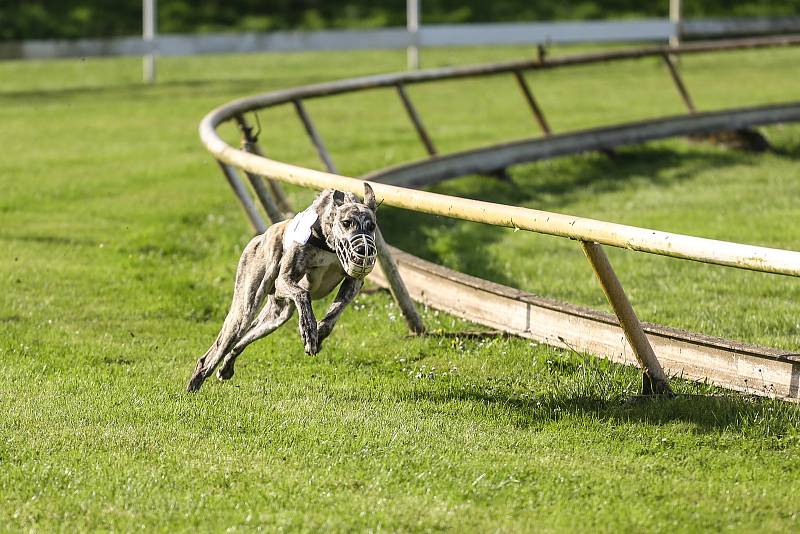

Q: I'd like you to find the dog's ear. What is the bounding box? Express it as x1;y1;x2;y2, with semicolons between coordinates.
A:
363;183;377;212
332;190;345;206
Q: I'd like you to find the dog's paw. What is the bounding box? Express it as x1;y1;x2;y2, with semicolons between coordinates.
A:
186;373;205;392
316;320;332;342
186;358;208;392
303;334;320;355
299;317;319;355
217;362;235;381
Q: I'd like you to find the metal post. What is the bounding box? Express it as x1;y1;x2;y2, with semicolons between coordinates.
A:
217;161;267;234
293;99;338;174
243;169;285;224
375;229;425;334
661;51;767;149
513;70;552;135
581;241;673;396
234;114;293;216
407;0;420;70
669;0;682;49
143;0;157;83
662;53;696;113
397;80;511;180
515;69;614;158
396;83;437;155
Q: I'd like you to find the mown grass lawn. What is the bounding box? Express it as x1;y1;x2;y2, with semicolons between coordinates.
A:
1;44;799;532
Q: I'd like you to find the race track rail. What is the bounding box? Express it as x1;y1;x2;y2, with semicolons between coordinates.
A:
199;35;800;400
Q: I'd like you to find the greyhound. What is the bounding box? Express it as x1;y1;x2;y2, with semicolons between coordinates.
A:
187;183;378;392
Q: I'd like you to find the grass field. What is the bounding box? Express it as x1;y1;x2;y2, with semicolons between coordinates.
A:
2;44;800;532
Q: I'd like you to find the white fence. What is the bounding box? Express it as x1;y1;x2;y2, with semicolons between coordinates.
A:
2;17;799;61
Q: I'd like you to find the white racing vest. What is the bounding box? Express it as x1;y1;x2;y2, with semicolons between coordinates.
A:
282;208;319;250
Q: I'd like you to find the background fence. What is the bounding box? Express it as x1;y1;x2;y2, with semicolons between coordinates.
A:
3;16;800;62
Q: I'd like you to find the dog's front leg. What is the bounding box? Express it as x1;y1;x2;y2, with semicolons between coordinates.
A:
274;254;319;355
317;277;363;346
277;276;317;355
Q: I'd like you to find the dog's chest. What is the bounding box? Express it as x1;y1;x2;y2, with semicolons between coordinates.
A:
301;250;346;299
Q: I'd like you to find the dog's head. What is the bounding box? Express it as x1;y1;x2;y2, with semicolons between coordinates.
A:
328;183;378;279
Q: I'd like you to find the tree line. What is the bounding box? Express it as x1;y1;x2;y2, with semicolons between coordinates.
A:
3;1;798;41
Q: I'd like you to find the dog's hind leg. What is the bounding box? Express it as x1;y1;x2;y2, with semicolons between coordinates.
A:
216;296;295;381
187;231;282;392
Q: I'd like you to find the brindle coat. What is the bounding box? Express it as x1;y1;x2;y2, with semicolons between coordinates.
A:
187;183;378;392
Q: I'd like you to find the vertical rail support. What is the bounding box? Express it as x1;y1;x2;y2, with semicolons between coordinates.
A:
513;70;552;136
407;0;420;70
375;229;426;335
234;114;293;215
293;99;338;174
514;69;615;159
142;0;157;83
241;166;284;224
233;115;290;223
661;53;696;113
669;0;682;49
217;161;267;234
537;44;548;63
396;83;438;156
661;53;769;150
581;241;673;396
397;78;508;180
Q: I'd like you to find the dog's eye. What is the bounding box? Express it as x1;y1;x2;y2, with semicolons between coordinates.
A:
342;220;352;228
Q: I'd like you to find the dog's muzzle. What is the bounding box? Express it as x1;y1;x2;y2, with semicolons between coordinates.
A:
336;233;377;279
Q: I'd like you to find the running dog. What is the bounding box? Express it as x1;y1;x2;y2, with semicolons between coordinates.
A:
187;183;378;392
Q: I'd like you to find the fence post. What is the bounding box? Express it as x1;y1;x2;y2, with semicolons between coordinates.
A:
669;0;682;48
217;161;267;234
293;99;338;174
513;70;552;136
375;229;426;335
143;0;157;83
234;114;293;217
396;83;437;155
581;241;673;396
662;53;696;113
407;0;420;70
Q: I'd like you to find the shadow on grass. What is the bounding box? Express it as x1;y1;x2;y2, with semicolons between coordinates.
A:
0;233;99;247
404;384;798;438
0;74;338;101
379;144;749;287
770;142;800;161
325;347;798;435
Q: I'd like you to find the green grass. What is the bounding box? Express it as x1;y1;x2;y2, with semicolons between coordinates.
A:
1;45;800;532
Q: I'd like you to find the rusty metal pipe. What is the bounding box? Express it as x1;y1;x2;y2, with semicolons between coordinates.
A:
662;53;697;113
234;114;293;215
513;70;551;135
581;241;673;396
217;161;267;234
375;228;425;334
396;83;438;156
293;99;338;174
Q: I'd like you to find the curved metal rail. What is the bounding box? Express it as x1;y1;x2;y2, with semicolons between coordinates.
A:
199;35;800;400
